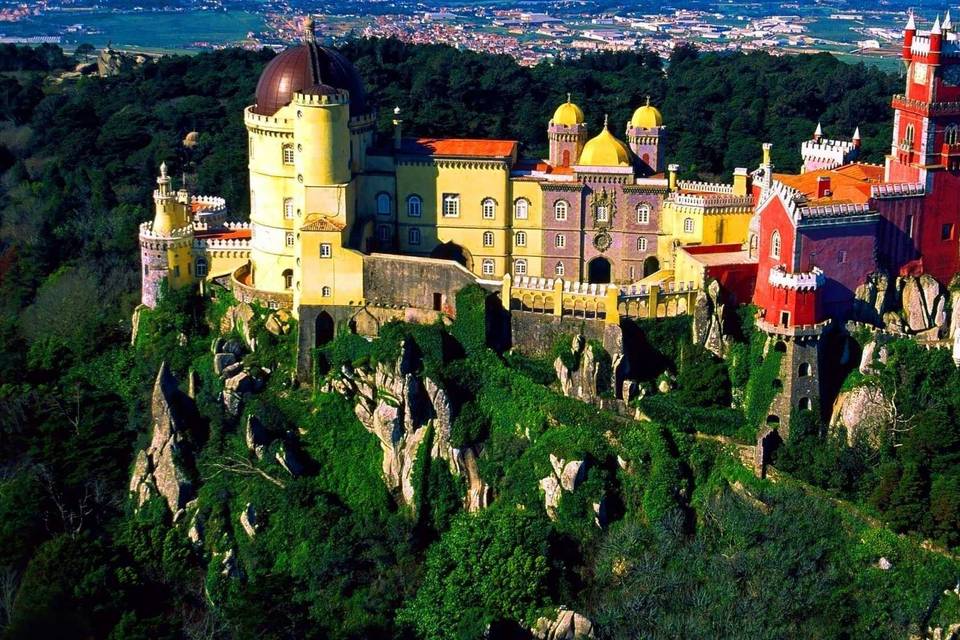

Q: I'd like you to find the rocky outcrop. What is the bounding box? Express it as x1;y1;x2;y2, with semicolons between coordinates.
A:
220;302;257;350
897;274;948;335
858;336;890;375
539;454;588;520
853;272;892;325
531;608;595;640
129;363;196;517
264;309;292;336
245;415;272;459
337;340;491;513
692;279;729;357
830;385;890;447
555;333;636;407
239;503;258;539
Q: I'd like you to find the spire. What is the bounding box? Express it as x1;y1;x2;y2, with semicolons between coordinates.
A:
932;14;942;35
906;11;916;31
303;15;316;43
603;114;609;130
814;122;823;140
853;126;861;140
645;95;651;107
566;92;571;104
944;10;952;31
159;161;167;179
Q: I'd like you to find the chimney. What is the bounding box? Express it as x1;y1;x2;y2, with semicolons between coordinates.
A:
816;175;832;199
668;164;679;191
733;167;750;196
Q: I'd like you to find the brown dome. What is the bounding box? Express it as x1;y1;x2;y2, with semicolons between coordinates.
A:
253;43;368;117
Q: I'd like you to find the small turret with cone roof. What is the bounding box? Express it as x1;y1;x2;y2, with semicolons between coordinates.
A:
932;14;943;54
852;126;861;148
943;10;953;33
904;11;916;62
814;122;823;142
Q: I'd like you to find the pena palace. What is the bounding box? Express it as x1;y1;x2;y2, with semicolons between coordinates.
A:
139;13;960;434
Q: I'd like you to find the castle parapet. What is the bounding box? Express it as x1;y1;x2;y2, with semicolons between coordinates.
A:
768;265;824;291
230;262;293;310
139;221;193;241
870;182;925;198
676;179;733;194
671;192;754;212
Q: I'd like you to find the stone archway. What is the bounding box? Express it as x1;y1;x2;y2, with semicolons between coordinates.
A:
588;257;612;284
643;256;660;277
431;242;473;272
314;311;334;348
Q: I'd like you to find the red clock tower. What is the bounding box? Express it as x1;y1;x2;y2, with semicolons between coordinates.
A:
884;12;960;281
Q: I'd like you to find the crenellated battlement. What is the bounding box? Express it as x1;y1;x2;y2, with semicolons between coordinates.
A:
677;179;733;194
871;182;925;198
768;265;824;291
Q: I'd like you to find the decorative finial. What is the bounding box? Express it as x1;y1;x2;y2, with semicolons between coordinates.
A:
906;11;916;31
159;162;167;178
566;92;571;104
394;105;401;116
603;114;609;129
303;15;316;43
645;95;651;107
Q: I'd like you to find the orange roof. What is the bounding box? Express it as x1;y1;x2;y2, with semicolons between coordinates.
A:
195;228;250;241
775;163;883;206
301;217;345;232
401;137;517;159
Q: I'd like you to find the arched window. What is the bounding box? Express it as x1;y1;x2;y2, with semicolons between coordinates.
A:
514;198;529;220
555;200;568;221
683;217;694;233
482;259;495;276
282;144;294;165
906;124;915;147
321;286;332;297
749;234;759;259
283;197;294;219
555;261;565;276
798;397;812;411
195;258;208;277
514;258;527;275
555;234;566;248
408;227;421;245
636;204;650;224
407;195;422;217
285;232;294;247
282;269;293;290
771;230;781;259
637;237;648;251
947;126;959;145
798;362;811;377
376;193;392;216
482;198;497;219
483;231;494;247
515;231;527;247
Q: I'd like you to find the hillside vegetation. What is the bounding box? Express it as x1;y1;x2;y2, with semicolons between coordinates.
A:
0;42;955;640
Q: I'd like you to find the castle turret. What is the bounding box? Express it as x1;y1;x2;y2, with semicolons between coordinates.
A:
548;94;587;167
140;163;195;307
626;96;666;173
903;11;916;64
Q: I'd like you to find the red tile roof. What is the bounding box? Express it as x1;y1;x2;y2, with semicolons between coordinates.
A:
401;137;517;159
195;228;251;241
775;162;884;206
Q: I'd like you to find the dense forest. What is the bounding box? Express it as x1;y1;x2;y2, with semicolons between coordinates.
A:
0;40;957;640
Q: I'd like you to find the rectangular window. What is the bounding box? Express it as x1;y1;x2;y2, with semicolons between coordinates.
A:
780;310;790;326
442;194;460;217
284;198;294;219
320;243;332;258
282;145;294;165
555;234;565;249
378;225;391;242
943;223;955;241
285;232;294;247
409;227;421;245
173;265;180;278
596;205;608;222
433;292;442;311
837;250;847;264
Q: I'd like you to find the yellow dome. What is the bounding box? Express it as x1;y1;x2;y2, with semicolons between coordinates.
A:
552;93;585;126
579;118;632;167
631;97;663;129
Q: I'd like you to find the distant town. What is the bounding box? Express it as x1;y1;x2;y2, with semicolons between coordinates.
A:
0;0;932;69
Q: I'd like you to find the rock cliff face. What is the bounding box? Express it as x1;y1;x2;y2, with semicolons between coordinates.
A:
539;454;588;520
129;363;196;517
854;272;892;325
328;341;491;513
692;279;729;357
898;274;947;336
554;333;636;408
830;384;889;447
